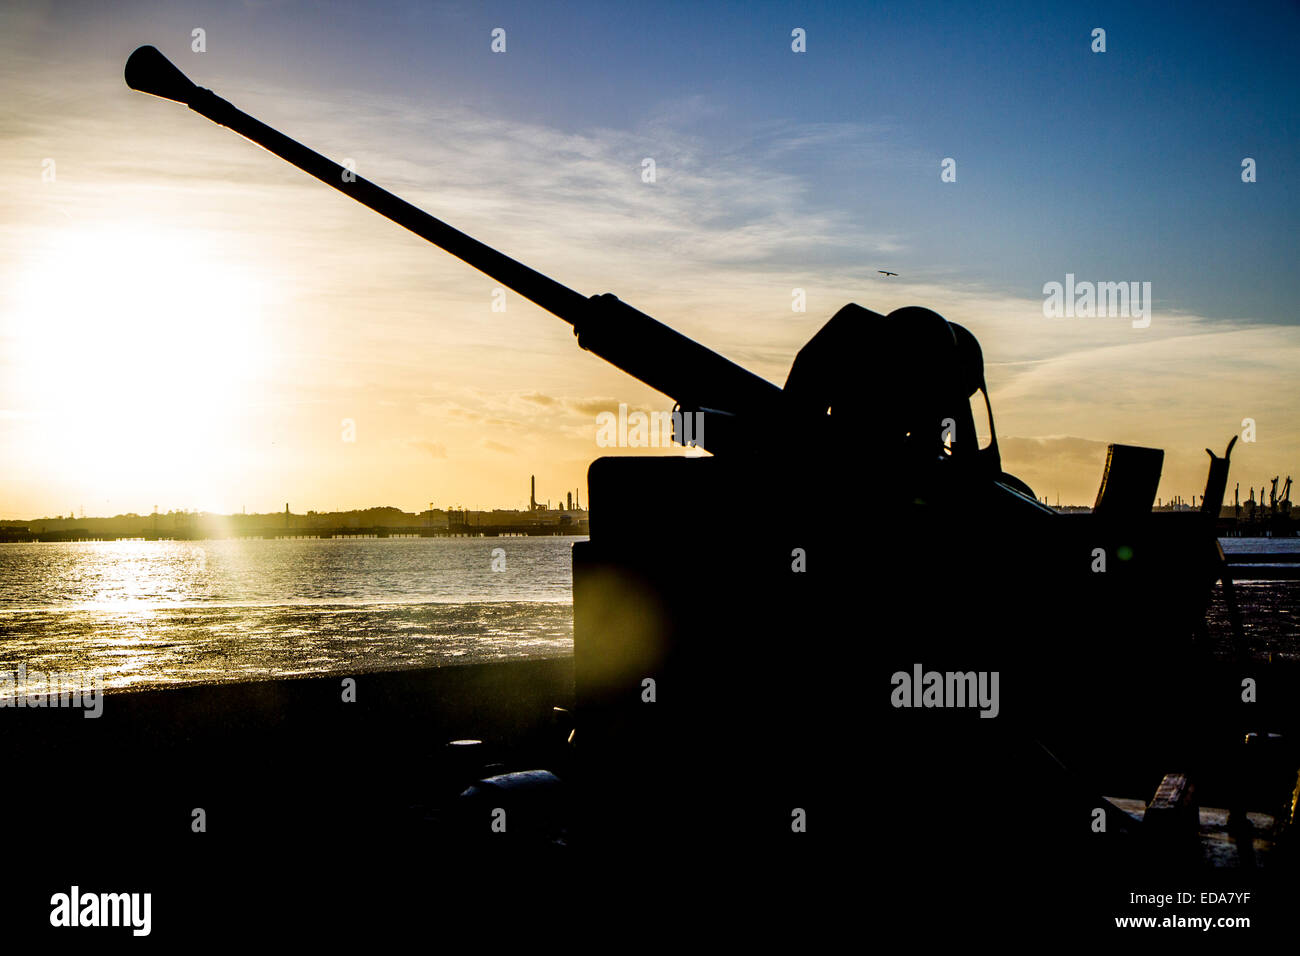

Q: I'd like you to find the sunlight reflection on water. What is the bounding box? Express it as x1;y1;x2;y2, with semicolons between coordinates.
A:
0;537;579;695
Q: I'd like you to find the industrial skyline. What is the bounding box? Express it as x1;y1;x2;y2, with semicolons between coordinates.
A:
0;474;586;526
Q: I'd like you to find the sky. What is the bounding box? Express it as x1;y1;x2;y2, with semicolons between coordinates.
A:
0;0;1297;515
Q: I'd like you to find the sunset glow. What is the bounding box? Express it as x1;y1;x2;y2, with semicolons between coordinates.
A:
1;0;1295;517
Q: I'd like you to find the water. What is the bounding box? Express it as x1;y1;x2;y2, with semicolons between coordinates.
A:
0;537;581;696
1218;537;1300;554
1207;537;1300;662
1;535;1295;697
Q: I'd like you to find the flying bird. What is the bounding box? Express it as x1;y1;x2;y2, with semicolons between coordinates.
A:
878;270;898;277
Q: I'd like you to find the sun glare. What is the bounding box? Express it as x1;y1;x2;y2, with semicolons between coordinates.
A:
9;222;271;486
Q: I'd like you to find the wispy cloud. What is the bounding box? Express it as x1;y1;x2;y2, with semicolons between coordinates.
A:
410;439;447;459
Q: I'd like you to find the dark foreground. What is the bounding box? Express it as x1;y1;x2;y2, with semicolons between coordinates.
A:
3;647;1297;940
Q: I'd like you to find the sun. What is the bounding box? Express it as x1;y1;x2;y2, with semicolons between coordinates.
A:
7;221;271;491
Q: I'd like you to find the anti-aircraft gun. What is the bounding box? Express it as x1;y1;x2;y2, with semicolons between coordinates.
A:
122;47;1033;485
125;47;1248;885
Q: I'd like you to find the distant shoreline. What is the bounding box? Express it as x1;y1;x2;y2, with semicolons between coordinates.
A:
0;528;591;543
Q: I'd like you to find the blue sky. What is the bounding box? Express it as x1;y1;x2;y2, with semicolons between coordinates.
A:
177;0;1297;320
1;0;1296;513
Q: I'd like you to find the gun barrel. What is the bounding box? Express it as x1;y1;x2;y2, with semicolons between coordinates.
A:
191;92;589;323
126;46;790;450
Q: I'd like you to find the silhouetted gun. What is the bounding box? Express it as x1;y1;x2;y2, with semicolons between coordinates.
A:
125;45;790;455
119;47;1252;882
